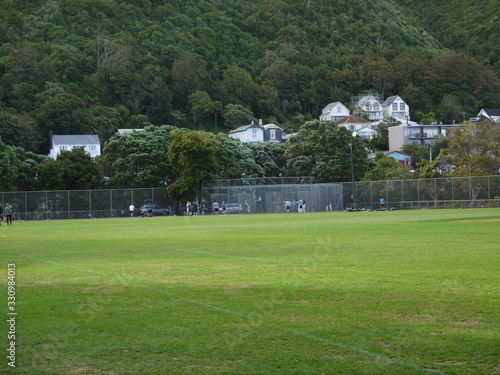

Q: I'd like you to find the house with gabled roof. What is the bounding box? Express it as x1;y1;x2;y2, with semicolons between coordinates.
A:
228;123;264;144
49;132;101;160
336;114;371;132
475;108;500;124
262;123;284;143
355;95;384;121
319;102;350;121
384;96;409;120
385;151;413;169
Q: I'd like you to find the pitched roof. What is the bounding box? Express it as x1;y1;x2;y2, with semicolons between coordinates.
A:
263;123;283;130
228;124;262;134
385;151;413;157
481;108;500;116
357;95;379;105
337;115;370;124
322;101;343;111
52;135;100;145
383;95;398;105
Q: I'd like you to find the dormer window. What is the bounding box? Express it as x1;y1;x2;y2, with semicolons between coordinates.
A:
400;103;405;110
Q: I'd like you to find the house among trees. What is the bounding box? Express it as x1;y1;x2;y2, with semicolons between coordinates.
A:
262;123;284;143
336;114;371;132
49;132;101;160
385;151;413;169
473;108;500;124
228;120;284;144
321;94;410;124
383;96;410;121
228;123;264;143
354;94;384;121
319;102;350;121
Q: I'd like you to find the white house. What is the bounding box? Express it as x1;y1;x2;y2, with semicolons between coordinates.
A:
355;95;384;121
384;96;410;120
336;114;371;132
228;123;264;144
355;127;378;142
49;132;101;160
352;94;410;121
475;108;500;124
319;102;350;121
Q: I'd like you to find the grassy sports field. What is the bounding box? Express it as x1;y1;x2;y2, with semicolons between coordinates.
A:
2;209;499;374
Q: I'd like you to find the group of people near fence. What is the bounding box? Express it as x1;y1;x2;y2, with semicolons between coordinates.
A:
0;203;14;225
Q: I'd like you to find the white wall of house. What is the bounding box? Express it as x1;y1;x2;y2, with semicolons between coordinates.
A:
384;96;410;120
228;127;264;143
49;135;101;160
356;96;384;121
320;102;350;121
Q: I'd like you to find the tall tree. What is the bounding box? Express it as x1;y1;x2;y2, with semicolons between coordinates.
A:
285;120;369;183
446;121;500;176
167;130;219;201
188;90;213;129
216;134;263;179
37;147;97;190
97;125;179;188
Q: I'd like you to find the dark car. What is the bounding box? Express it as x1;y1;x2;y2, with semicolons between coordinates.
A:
139;204;170;217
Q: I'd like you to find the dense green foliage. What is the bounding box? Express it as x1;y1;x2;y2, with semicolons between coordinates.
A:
0;0;499;151
395;0;500;75
286;120;370;182
0;0;498;192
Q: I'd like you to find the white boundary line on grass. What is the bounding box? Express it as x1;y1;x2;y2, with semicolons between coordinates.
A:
22;254;447;375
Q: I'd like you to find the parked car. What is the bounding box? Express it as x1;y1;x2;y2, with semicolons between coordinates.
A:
225;203;243;214
139;204;170;217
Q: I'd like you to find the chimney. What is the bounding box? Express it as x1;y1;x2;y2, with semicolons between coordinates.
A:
259;119;263;127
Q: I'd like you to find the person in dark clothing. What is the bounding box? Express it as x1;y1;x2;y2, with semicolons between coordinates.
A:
5;203;12;225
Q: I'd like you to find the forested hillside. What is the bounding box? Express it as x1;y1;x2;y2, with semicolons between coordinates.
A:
1;0;499;154
395;0;500;75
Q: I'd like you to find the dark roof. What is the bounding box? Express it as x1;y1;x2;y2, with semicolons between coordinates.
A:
481;108;500;116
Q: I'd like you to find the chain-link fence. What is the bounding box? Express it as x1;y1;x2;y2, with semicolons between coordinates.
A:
2;176;500;220
202;175;500;213
0;188;171;220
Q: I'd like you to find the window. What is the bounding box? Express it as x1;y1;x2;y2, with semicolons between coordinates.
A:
392;103;398;110
366;105;371;110
337;106;341;113
270;129;276;139
252;130;257;139
59;146;67;151
374;104;379;110
88;145;96;151
400;102;405;110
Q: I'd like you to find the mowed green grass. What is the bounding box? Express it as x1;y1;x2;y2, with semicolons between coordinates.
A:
1;209;499;375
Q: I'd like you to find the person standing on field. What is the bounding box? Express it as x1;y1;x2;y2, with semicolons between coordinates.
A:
129;203;135;217
5;203;12;225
